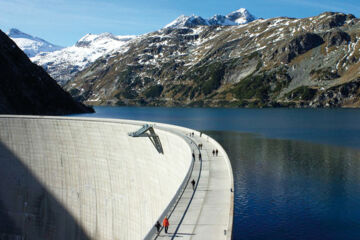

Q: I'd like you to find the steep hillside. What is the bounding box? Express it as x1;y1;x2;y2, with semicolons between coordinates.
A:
65;11;360;108
0;30;93;115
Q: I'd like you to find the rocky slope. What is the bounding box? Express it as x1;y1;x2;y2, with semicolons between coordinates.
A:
0;30;93;115
31;33;137;85
64;11;360;108
8;28;63;57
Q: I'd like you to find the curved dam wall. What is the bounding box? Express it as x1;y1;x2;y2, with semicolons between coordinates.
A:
0;116;192;240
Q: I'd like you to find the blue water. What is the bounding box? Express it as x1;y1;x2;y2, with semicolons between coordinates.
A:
72;107;360;240
72;106;360;149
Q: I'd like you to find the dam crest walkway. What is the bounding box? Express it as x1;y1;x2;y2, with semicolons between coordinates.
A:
151;128;234;240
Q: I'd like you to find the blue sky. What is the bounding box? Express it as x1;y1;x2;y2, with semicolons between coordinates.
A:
0;0;359;46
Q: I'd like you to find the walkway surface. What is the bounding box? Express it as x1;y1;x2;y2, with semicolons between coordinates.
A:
152;130;234;240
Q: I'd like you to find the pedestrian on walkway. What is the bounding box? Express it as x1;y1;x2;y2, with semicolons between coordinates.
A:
199;152;202;161
155;221;161;233
212;149;215;156
216;149;218;156
163;216;169;233
192;151;195;161
191;179;196;190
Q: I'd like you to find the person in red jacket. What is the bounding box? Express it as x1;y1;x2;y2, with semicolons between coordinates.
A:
163;216;169;233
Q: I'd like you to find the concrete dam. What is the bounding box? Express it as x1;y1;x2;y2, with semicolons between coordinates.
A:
0;116;233;240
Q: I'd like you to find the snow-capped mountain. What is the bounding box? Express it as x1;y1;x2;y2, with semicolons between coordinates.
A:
7;28;63;57
32;32;137;85
165;15;209;28
226;8;256;24
65;11;360;108
165;8;256;28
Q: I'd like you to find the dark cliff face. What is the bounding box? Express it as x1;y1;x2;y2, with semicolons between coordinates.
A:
0;30;93;115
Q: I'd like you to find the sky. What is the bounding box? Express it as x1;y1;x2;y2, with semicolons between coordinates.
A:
0;0;359;46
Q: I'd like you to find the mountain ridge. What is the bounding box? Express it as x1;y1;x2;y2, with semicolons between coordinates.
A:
7;28;137;86
0;30;93;115
7;28;63;57
8;8;255;86
31;32;137;85
64;11;360;108
164;8;256;28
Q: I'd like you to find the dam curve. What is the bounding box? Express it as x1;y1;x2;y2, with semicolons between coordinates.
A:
0;116;233;240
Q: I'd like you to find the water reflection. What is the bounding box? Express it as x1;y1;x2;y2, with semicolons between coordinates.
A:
207;131;360;240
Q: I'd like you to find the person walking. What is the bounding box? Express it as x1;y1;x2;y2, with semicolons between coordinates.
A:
212;149;215;156
192;151;195;161
163;216;169;233
191;179;196;190
199;152;202;161
215;149;218;156
155;221;161;234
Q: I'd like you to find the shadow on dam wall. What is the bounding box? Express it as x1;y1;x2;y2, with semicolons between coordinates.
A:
0;141;90;240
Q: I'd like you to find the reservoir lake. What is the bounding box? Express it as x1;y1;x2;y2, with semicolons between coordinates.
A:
72;107;360;240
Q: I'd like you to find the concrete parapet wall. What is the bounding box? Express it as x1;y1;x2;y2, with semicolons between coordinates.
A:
0;116;192;240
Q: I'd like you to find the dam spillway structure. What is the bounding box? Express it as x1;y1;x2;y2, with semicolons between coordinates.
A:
0;116;233;240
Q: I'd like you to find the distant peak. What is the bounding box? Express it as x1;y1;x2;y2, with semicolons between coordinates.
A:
226;8;256;24
8;28;21;35
164;14;208;28
7;28;63;57
232;8;247;13
75;32;135;48
165;8;256;29
7;28;33;39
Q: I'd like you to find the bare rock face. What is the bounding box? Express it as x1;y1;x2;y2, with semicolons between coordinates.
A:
275;33;324;63
323;30;351;47
311;78;360;107
0;30;93;115
317;12;355;30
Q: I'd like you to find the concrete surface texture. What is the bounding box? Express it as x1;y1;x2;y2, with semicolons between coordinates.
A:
0;116;192;240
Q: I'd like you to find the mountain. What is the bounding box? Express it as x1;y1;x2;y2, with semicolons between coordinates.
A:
0;29;93;115
64;11;360;108
165;8;256;28
7;28;63;57
31;32;137;85
225;8;256;24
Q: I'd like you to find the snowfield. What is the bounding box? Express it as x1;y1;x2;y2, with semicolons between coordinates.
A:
7;28;63;57
31;33;137;85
